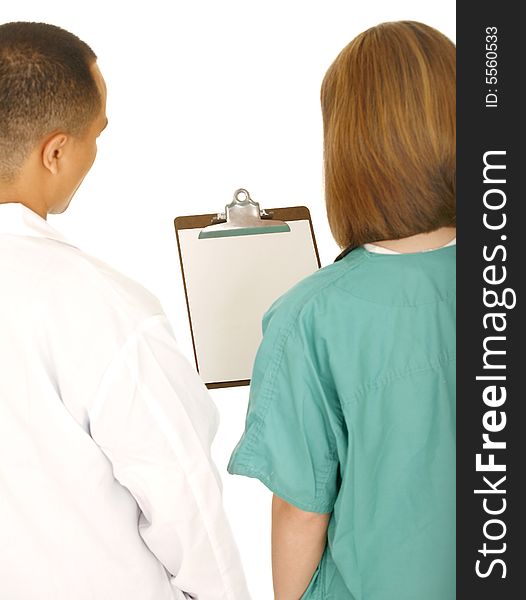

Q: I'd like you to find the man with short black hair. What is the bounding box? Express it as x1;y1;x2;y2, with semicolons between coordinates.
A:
0;21;249;600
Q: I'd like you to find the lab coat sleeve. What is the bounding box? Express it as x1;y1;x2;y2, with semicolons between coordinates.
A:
88;314;249;600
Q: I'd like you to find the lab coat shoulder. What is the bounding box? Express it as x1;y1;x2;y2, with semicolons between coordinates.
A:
31;239;167;423
50;241;163;323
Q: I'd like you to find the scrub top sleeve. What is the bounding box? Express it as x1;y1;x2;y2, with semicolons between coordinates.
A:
88;315;249;600
228;305;341;514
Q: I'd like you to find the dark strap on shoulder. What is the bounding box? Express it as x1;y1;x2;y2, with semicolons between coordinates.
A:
334;245;357;262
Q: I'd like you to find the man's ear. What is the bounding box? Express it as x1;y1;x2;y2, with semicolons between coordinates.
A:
42;133;69;175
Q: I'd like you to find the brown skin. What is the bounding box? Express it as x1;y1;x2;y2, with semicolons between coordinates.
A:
0;62;108;220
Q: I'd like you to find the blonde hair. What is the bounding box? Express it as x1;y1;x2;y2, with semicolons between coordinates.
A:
321;21;456;249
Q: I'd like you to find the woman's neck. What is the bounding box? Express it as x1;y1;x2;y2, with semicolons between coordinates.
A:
371;227;456;253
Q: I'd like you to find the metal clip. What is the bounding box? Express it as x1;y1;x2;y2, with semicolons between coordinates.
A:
198;189;290;239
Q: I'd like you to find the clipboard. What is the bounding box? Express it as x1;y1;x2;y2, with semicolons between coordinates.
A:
174;189;321;389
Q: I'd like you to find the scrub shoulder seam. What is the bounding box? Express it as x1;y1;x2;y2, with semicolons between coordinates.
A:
245;255;368;453
331;284;455;307
342;350;456;407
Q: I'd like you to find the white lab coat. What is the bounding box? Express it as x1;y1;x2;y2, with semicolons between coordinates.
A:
0;203;250;600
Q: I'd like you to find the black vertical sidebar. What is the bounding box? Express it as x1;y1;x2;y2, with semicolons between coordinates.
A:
457;2;524;598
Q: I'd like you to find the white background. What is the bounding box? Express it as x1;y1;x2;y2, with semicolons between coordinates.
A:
2;2;455;597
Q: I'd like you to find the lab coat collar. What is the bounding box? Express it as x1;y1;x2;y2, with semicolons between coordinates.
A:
0;202;78;248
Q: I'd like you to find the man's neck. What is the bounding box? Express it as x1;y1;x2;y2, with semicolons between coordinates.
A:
0;192;48;220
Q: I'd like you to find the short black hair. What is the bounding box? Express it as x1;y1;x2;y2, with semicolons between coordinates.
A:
0;22;101;182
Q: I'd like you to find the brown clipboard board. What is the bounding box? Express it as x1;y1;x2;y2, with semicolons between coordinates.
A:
174;206;321;389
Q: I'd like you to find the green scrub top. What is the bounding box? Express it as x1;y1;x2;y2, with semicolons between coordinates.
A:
228;244;456;600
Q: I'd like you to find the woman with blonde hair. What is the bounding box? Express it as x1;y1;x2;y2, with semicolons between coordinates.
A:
229;21;456;600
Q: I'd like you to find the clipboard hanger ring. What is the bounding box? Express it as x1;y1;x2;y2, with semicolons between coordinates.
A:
198;187;291;239
232;188;268;216
226;188;264;223
233;188;251;203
